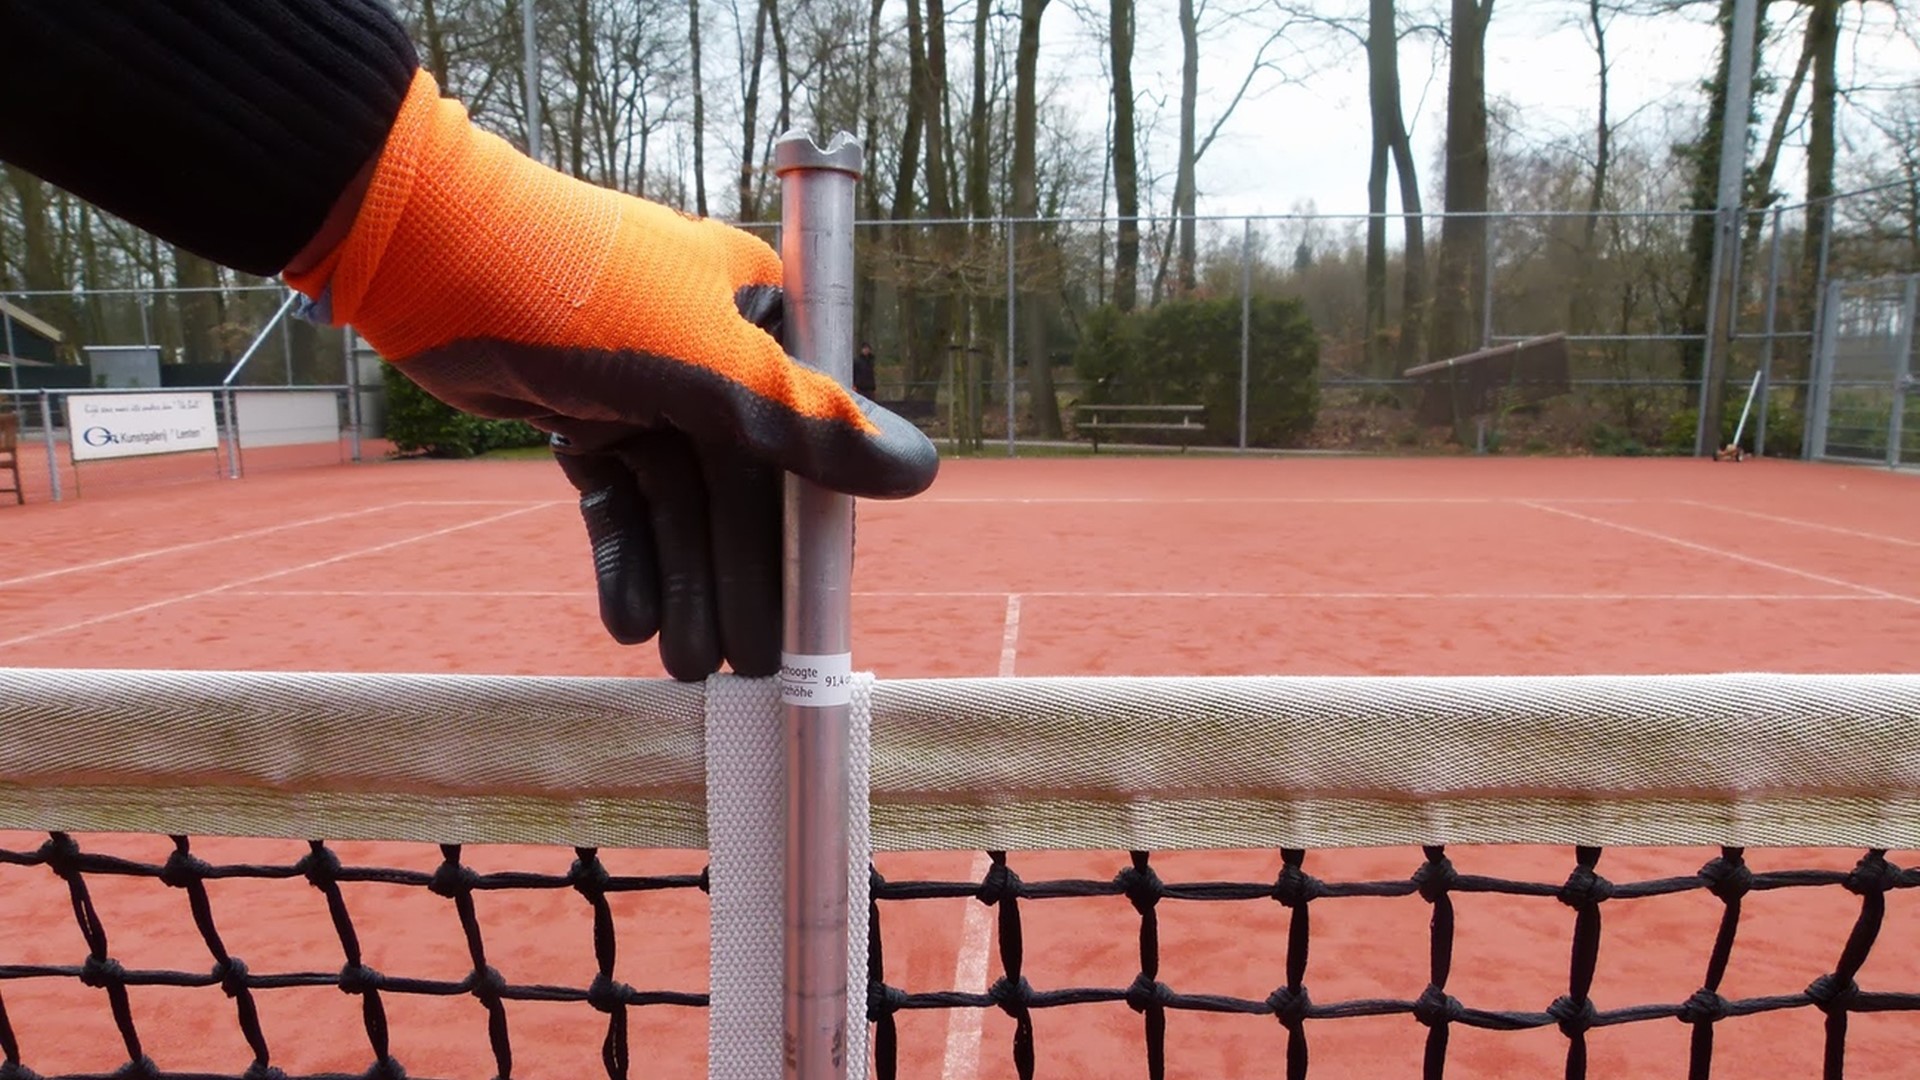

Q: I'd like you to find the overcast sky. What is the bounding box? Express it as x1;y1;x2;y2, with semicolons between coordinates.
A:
1032;0;1918;219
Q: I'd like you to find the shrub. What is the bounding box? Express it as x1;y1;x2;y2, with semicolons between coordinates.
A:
1071;295;1319;446
382;364;549;458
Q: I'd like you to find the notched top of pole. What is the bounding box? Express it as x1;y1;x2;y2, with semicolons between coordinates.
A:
773;131;864;179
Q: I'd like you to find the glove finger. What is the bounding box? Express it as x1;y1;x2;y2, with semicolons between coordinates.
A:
727;285;941;500
699;448;783;678
552;447;660;647
618;431;723;682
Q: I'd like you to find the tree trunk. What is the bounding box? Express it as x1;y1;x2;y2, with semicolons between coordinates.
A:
1109;0;1140;312
737;0;770;220
1364;0;1394;375
1572;0;1611;336
689;0;708;216
1014;0;1060;438
893;0;930;400
1799;0;1837;355
1430;0;1492;367
1174;0;1199;294
419;0;451;86
921;0;968;443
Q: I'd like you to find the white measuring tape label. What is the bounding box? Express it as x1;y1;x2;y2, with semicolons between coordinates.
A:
779;652;854;707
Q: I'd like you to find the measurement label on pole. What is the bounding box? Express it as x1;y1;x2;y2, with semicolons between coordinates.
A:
779;652;854;707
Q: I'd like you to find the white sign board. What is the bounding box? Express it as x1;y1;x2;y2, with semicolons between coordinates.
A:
67;392;219;462
236;390;340;448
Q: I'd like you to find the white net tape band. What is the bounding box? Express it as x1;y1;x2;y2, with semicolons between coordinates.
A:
3;668;1919;849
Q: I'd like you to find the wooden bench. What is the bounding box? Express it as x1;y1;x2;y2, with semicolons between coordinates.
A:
0;412;22;505
1073;403;1207;452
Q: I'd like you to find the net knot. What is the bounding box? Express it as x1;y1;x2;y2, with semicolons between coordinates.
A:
213;957;251;998
1546;995;1597;1037
1412;985;1463;1027
429;859;480;900
1124;972;1175;1013
240;1062;291;1080
1677;989;1729;1024
1844;852;1898;896
986;975;1035;1016
977;862;1020;907
37;832;81;878
1411;855;1459;903
358;1058;408;1080
1270;865;1325;909
866;981;908;1020
466;964;507;1004
1115;863;1163;915
110;1057;161;1080
0;1063;46;1080
1556;866;1614;908
337;963;383;995
1696;855;1751;902
1805;974;1859;1012
298;843;342;887
1266;985;1314;1027
587;971;633;1014
569;853;611;899
160;846;211;890
77;954;125;990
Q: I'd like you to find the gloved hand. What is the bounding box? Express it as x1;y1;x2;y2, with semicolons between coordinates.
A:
287;70;937;680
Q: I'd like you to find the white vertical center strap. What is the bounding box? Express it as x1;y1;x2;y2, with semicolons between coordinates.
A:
706;672;873;1080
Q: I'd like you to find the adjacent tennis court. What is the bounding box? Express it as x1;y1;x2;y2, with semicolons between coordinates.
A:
2;452;1917;1078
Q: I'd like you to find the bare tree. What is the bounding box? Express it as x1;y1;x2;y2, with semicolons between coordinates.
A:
1430;0;1494;364
1015;0;1063;436
1799;0;1838;328
1110;0;1141;311
1363;0;1426;373
690;0;709;215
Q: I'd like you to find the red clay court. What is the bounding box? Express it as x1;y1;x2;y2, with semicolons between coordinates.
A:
2;452;1918;1078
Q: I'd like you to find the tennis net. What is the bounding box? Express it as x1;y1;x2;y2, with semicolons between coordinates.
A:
3;668;1919;1079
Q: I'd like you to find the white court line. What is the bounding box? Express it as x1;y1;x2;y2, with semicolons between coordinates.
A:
1522;501;1920;606
941;594;1023;1080
1678;499;1920;550
997;594;1023;678
227;587;1892;603
401;499;564;507
0;504;560;648
913;496;1647;505
0;504;405;589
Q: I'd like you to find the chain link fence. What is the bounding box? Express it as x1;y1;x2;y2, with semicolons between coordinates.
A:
4;185;1914;472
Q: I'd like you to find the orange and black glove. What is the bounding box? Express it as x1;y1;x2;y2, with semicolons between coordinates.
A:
287;70;937;680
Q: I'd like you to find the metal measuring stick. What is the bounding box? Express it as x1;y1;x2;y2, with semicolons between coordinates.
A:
774;130;862;1080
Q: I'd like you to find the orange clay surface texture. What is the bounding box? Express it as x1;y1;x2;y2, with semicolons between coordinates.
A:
2;454;1918;1079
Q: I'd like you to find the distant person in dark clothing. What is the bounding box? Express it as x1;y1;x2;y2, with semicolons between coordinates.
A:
854;342;878;399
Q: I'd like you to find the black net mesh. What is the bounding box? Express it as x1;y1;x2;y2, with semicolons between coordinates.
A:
0;833;706;1080
7;837;1920;1079
867;847;1920;1080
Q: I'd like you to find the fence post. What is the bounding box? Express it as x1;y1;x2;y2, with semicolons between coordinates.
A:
1803;198;1836;455
772;131;860;1080
345;329;364;464
1239;217;1251;450
1889;277;1917;469
224;387;242;479
1480;215;1496;350
1755;206;1785;457
3;297;18;397
1806;277;1840;460
40;389;61;503
1006;216;1017;457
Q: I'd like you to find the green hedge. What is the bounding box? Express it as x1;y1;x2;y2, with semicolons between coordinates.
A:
382;364;550;459
1072;296;1319;446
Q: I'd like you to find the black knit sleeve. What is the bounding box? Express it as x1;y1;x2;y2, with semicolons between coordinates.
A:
0;0;419;277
